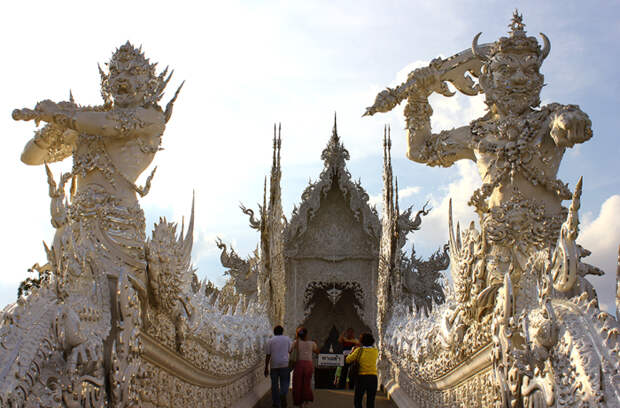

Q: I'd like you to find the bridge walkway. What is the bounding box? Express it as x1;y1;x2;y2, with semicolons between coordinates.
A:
254;388;397;408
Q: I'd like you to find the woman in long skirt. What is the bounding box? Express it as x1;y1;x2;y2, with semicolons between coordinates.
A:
292;327;318;407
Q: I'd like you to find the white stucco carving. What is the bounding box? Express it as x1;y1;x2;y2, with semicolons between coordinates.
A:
367;11;619;407
1;42;270;408
1;12;617;408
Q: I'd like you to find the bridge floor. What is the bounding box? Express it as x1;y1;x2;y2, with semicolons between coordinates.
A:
254;388;397;407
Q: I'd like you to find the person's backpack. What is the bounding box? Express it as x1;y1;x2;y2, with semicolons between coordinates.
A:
349;348;364;384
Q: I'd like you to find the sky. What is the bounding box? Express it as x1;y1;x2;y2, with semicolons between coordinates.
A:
1;0;618;313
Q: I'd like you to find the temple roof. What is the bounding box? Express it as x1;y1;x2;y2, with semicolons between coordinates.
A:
284;115;380;254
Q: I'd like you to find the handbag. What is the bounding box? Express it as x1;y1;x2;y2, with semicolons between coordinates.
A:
289;340;298;370
348;348;364;383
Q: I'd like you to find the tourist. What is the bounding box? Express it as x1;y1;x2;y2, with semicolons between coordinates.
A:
345;332;378;408
291;327;319;407
338;328;360;389
265;325;293;408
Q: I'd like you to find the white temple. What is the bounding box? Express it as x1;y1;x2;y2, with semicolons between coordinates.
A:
1;12;619;408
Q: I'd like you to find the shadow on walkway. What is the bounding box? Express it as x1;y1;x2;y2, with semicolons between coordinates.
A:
254;388;397;408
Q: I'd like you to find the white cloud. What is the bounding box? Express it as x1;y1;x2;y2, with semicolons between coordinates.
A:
193;230;225;266
366;185;422;218
368;192;382;210
430;92;487;131
398;186;421;198
578;195;620;313
413;161;481;249
393;60;431;85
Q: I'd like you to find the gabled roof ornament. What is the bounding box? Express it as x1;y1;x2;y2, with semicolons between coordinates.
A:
284;115;381;252
320;111;350;169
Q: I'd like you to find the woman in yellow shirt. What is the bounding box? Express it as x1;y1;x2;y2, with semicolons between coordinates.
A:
345;333;378;408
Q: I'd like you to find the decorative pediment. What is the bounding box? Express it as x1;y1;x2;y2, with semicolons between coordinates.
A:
284;117;380;256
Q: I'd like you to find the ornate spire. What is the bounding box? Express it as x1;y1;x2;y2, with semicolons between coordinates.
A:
268;123;282;213
271;123;282;173
382;125;394;219
378;124;397;346
272;124;277;170
332;111;338;141
261;123;286;324
394;176;399;217
262;176;267;230
277;124;281;171
320;112;350;174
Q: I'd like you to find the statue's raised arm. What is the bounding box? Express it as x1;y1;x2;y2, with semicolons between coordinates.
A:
364;49;489;167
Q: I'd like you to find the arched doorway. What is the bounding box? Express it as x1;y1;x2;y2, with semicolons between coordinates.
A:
300;282;372;388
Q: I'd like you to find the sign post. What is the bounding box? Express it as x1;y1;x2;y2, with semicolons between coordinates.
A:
317;354;344;367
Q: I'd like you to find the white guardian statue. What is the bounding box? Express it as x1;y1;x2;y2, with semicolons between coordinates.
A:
366;11;618;407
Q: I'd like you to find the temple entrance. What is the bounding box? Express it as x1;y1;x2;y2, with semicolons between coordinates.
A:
301;284;371;388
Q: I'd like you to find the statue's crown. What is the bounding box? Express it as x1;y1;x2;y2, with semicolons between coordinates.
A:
492;11;542;56
108;41;155;74
472;10;550;64
99;41;174;106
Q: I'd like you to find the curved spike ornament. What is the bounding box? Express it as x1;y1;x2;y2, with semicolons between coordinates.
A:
539;32;551;63
472;32;488;61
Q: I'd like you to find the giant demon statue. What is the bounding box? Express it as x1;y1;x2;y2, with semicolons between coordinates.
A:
4;42;185;406
366;13;618;408
365;12;597;307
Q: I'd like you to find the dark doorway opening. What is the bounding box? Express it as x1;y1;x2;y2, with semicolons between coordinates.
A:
300;286;371;389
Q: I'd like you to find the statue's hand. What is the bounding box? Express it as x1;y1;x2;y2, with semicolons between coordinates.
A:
34;100;61;123
550;107;592;147
364;88;399;116
364;58;449;117
407;66;440;97
406;61;453;99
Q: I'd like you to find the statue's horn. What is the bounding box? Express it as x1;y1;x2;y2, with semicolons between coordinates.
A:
472;32;488;61
539;32;551;63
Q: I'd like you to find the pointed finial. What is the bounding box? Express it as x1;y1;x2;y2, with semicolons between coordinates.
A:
387;128;392;165
272;123;277;168
395;177;400;216
263;176;267;208
509;9;526;37
331;111;339;142
321;112;350;165
277;123;282;169
383;125;387;150
383;125;389;165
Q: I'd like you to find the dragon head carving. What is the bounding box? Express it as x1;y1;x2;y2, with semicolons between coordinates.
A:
146;198;194;315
